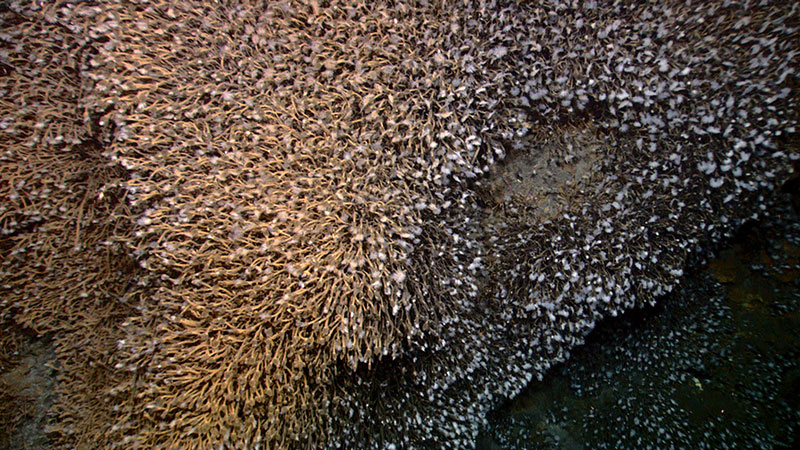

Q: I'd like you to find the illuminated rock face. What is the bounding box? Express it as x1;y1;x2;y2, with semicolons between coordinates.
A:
0;0;797;448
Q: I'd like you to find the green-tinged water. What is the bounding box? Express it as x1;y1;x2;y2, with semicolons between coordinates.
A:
480;193;800;449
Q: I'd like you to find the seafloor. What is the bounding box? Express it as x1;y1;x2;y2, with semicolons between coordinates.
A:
479;188;800;449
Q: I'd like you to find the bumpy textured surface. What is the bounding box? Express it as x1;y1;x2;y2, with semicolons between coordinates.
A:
484;193;800;448
0;0;798;448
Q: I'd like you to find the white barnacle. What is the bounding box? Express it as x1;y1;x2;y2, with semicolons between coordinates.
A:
697;160;717;175
391;270;406;284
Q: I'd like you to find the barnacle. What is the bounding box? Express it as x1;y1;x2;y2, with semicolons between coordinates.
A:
0;0;798;448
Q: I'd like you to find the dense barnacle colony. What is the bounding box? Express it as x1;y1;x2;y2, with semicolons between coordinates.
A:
0;0;798;448
487;196;800;448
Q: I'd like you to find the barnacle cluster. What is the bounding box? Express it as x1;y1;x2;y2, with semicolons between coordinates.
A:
0;3;139;445
0;0;798;448
486;194;800;448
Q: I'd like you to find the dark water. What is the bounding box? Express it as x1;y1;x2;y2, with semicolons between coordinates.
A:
480;193;800;449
